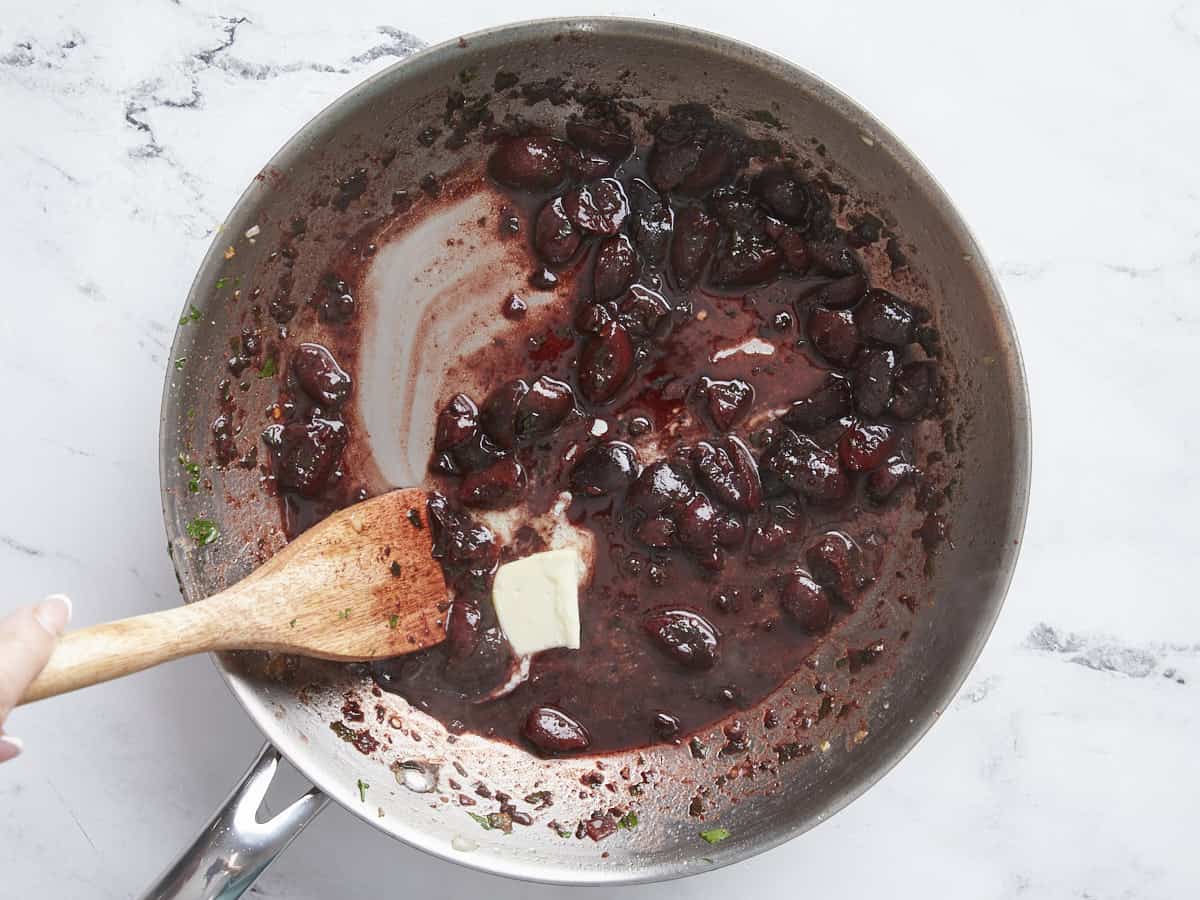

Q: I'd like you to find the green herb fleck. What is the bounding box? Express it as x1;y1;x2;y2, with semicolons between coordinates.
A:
215;276;230;290
338;607;351;620
330;721;354;742
524;790;551;806
458;65;478;84
617;811;639;830
744;109;783;129
179;305;201;325
289;618;297;628
186;408;197;421
387;614;399;629
699;828;730;844
487;812;513;833
467;812;492;830
178;456;203;493
552;823;572;838
257;356;278;379
185;518;219;546
174;357;187;370
357;778;369;802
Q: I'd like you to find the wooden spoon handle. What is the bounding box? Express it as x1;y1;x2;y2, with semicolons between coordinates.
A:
20;601;226;704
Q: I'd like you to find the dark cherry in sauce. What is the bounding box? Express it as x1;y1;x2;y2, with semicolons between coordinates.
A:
256;108;939;755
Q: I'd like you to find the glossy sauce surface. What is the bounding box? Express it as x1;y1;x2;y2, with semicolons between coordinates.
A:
259;106;940;755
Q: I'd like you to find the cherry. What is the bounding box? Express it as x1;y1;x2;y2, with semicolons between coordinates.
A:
779;571;832;633
618;284;673;339
570;441;640;497
670;206;718;288
649;139;702;193
523;706;591;754
812;273;867;310
445;600;482;659
565;121;634;162
441;625;512;697
534;198;581;265
488;136;572;191
574;300;615;335
443;429;506;474
674;492;722;553
562;178;629;235
807;238;861;277
642;607;720;669
891;361;937;420
628;460;695;516
749;502;803;557
805;531;871;608
866;456;917;503
807;306;861;366
760;428;849;504
838;421;898;472
514;376;575;443
480;379;529;450
782;372;851;431
290;343;351;408
697;377;753;432
458;456;527;509
711;229;782;287
752;168;830;235
629;178;674;266
577;321;634;404
856;289;916;346
710;188;763;230
691;436;762;512
266;414;347;497
434;393;479;452
648;108;734;195
853;348;897;418
427;493;499;574
679;143;734;193
593;234;639;301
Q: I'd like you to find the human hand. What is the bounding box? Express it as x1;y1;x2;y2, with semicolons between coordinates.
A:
0;594;72;762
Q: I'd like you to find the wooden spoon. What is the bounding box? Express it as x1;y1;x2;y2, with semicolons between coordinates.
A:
21;488;447;704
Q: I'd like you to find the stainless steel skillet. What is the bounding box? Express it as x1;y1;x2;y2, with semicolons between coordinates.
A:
151;16;1029;898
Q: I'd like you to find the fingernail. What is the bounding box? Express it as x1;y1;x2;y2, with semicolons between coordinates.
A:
34;594;72;637
0;736;24;763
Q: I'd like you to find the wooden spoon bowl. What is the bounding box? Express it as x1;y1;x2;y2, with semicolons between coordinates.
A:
22;488;446;704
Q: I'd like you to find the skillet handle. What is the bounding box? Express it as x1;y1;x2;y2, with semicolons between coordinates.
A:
139;743;329;900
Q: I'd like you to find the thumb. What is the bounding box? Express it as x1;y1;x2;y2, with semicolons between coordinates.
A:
0;594;72;726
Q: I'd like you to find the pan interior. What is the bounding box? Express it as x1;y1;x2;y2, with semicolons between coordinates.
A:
160;18;1028;885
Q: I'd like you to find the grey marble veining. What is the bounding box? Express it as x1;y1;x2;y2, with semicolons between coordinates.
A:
1;1;1196;897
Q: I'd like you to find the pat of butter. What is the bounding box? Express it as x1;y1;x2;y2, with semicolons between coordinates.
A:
492;548;584;656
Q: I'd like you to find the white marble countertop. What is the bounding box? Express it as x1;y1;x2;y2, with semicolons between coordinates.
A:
2;1;1197;897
